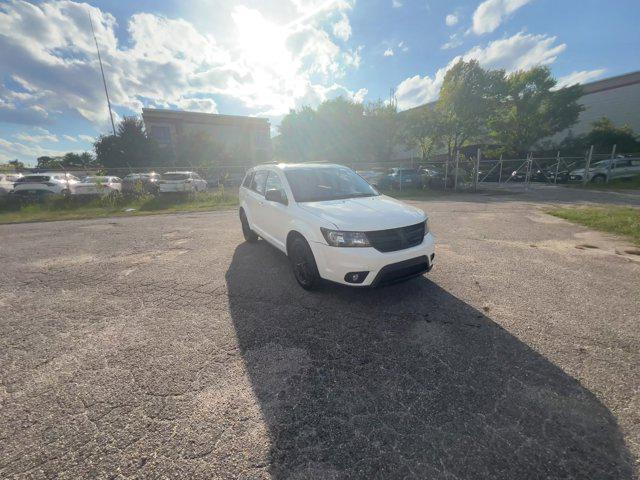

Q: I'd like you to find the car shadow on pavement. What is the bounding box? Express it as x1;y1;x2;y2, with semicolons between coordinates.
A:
225;240;634;479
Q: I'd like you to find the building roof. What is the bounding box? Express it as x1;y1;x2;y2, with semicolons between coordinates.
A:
581;70;640;95
142;108;269;127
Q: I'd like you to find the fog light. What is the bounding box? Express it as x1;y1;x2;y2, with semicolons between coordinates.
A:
344;271;369;284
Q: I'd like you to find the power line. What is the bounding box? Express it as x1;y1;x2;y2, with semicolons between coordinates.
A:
88;11;116;136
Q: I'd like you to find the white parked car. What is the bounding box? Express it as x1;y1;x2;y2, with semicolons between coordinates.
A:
74;176;122;196
159;171;207;193
0;173;23;195
239;163;435;289
569;157;640;183
12;172;80;198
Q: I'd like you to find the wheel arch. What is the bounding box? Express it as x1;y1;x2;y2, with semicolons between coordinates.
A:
286;230;307;255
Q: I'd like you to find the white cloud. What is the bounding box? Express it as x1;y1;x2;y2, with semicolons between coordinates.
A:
472;0;532;35
343;45;363;68
353;88;368;103
392;0;403;7
78;134;96;143
0;0;364;134
0;137;67;163
441;34;463;50
398;41;409;52
445;14;459;26
397;31;566;109
332;12;351;41
555;69;606;89
396;70;447;110
384;48;394;57
14;128;59;144
462;32;565;71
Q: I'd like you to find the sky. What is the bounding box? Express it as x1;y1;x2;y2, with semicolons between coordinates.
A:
1;0;639;165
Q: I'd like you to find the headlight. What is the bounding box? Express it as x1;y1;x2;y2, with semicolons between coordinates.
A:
321;228;371;247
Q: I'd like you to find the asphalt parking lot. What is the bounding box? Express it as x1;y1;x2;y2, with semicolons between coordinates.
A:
1;192;639;479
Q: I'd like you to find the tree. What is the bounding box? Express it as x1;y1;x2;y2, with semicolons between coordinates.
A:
364;100;400;163
37;156;62;170
277;106;320;162
583;117;639;152
314;97;366;163
399;107;443;161
437;59;504;161
94;116;168;172
8;159;25;171
61;152;83;168
277;96;399;164
489;66;583;155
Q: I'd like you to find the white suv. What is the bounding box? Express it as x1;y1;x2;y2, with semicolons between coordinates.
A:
12;172;80;198
239;163;435;289
159;171;207;193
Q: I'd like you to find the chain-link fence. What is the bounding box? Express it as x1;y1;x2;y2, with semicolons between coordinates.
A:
4;146;639;204
346;146;640;193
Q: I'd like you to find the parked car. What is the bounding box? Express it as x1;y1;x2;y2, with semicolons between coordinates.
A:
569;158;640;183
217;172;245;187
74;176;122;197
238;163;435;290
12;172;80;198
355;169;384;187
378;168;422;189
122;172;161;194
421;168;452;189
0;173;23;195
159;171;207;193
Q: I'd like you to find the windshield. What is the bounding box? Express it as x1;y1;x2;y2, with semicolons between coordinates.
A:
18;175;50;182
591;160;611;168
284;166;378;203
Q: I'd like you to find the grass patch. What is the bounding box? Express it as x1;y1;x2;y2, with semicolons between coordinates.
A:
547;205;640;245
0;190;238;224
570;175;640;191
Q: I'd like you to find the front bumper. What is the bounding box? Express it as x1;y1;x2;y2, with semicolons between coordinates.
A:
310;232;436;287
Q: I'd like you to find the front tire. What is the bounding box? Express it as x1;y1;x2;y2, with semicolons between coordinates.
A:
240;210;258;243
591;174;606;184
288;236;320;290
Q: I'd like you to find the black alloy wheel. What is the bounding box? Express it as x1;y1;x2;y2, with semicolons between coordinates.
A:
289;237;320;290
240;210;258;242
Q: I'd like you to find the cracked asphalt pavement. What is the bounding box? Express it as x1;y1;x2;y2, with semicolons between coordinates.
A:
1;193;639;479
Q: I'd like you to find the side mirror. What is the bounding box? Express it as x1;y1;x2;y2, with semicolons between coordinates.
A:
265;188;288;205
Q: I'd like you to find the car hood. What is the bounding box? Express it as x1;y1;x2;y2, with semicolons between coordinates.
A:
297;195;426;231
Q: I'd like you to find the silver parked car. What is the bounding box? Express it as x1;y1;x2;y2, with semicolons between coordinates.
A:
0;173;23;195
74;176;123;197
159;171;207;193
569;157;640;183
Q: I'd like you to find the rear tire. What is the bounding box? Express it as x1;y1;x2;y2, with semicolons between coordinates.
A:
288;236;320;290
240;210;258;243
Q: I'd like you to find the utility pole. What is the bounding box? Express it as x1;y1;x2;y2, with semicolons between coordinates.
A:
88;11;116;136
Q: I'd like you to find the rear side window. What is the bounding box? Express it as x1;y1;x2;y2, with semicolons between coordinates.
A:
251;170;269;196
242;171;254;188
265;171;284;192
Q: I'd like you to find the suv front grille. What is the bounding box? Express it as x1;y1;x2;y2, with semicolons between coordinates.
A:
366;222;425;253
